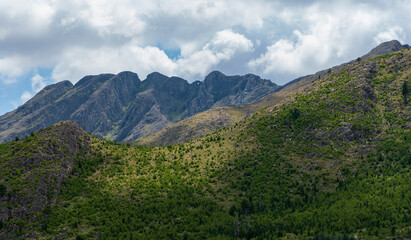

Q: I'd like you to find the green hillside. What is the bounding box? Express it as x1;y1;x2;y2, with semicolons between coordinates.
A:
1;49;410;239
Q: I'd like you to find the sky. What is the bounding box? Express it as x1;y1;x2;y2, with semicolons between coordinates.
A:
1;0;411;115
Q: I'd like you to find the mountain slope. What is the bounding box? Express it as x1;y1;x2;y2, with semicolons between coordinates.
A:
0;71;279;143
135;105;254;146
1;44;410;239
136;40;410;146
0;121;92;237
135;92;288;146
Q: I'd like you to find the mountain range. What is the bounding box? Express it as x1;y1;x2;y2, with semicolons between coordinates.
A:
0;40;410;239
1;40;408;146
137;40;409;146
0;71;278;143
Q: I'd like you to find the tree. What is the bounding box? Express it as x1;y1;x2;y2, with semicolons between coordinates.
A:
289;108;301;121
0;183;6;197
402;80;408;104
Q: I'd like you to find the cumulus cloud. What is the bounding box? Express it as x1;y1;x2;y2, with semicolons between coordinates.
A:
249;3;383;79
176;30;254;78
51;29;253;82
374;26;405;44
0;56;33;84
51;44;176;82
31;74;46;93
0;0;55;39
20;91;33;104
14;74;47;106
0;0;410;90
0;0;275;84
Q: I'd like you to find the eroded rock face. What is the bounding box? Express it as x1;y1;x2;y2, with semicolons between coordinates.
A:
0;71;279;143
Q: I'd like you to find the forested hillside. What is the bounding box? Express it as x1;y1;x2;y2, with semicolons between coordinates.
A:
0;47;410;239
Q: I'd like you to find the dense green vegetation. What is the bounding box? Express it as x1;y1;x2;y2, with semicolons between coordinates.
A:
403;80;409;104
0;49;410;239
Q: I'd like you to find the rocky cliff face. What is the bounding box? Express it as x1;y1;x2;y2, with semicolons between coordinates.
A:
0;71;279;143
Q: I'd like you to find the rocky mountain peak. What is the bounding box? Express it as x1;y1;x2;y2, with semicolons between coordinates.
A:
362;39;409;60
116;71;140;81
12;80;73;115
142;72;189;96
143;72;171;89
205;70;226;80
203;71;228;88
74;73;115;88
244;73;259;78
48;80;73;89
146;71;167;79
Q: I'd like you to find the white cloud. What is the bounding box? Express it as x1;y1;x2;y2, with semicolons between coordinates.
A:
0;57;25;79
73;0;147;38
31;74;46;93
51;44;176;83
0;0;275;84
176;30;254;78
10;73;47;107
20;91;33;104
207;30;254;54
0;77;18;85
0;0;410;92
0;56;34;84
248;3;384;80
51;30;253;82
374;26;405;44
0;0;55;43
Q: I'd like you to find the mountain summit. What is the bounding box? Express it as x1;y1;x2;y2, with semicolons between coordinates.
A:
0;71;279;143
362;40;409;60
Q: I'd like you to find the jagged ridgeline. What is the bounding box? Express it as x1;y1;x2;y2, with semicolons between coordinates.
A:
0;44;410;239
0;71;279;143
